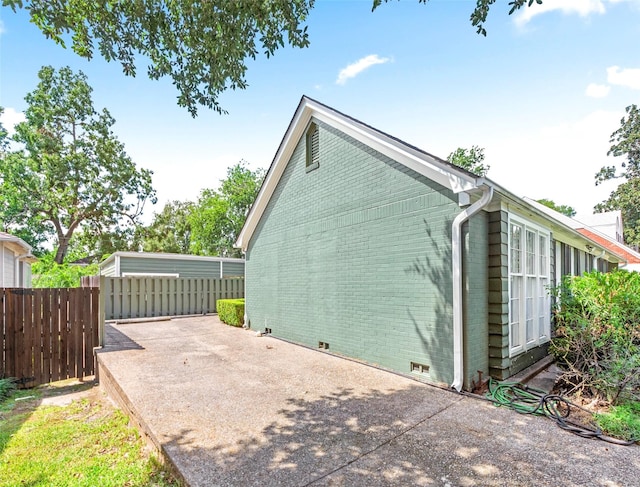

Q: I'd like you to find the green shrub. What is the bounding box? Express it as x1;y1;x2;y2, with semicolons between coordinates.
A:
0;378;17;402
551;270;640;404
32;252;100;288
217;299;245;327
595;401;640;441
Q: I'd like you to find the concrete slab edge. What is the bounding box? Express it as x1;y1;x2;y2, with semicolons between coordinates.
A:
509;354;555;385
96;354;189;487
107;313;217;326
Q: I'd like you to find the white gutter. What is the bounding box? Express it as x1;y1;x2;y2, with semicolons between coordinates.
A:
451;183;494;392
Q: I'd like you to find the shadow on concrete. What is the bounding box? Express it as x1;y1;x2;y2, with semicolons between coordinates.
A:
153;382;638;487
162;385;470;486
102;324;144;352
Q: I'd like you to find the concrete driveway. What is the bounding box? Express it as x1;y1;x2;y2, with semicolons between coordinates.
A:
97;315;637;487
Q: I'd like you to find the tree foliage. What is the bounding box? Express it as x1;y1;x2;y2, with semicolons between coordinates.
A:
5;0;541;115
374;0;542;36
0;108;49;253
536;198;576;217
139;200;194;254
67;227;140;263
4;0;313;116
447;145;490;176
31;251;99;288
0;66;156;264
189;161;264;257
595;104;640;247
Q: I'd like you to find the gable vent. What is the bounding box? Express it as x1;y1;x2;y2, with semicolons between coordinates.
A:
306;122;320;171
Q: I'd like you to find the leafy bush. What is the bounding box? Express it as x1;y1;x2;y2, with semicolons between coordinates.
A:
32;252;99;288
551;270;640;404
217;299;245;327
0;378;17;402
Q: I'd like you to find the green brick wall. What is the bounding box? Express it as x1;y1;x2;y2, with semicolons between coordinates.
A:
246;120;486;386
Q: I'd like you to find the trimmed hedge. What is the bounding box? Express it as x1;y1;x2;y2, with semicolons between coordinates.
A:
217;299;245;327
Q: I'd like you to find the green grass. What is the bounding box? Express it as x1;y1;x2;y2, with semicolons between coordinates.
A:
595;401;640;442
0;384;181;487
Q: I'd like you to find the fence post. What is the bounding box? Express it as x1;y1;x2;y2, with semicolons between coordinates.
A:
98;276;107;347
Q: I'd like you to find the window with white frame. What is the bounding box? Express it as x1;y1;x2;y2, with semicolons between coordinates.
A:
509;216;551;355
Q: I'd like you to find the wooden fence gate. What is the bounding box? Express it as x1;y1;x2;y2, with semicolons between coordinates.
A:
1;287;99;387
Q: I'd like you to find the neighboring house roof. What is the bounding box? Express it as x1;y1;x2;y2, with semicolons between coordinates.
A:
236;96;623;265
0;231;37;262
522;198;639;266
576;228;640;265
99;251;244;269
576;210;623;243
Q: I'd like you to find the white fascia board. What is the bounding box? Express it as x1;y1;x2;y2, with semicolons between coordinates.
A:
0;236;32;255
236;98;478;251
236;103;312;251
310;105;477;194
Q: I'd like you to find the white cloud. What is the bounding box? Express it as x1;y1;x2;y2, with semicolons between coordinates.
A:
585;83;611;98
0;107;26;135
486;110;622;217
606;65;640;90
515;0;606;27
336;54;390;85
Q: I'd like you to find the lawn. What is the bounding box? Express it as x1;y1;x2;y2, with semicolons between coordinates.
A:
0;379;181;487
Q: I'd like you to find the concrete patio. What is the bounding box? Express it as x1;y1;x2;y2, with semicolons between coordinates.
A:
96;315;638;487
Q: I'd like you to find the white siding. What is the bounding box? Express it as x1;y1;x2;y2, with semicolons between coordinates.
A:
3;246;16;287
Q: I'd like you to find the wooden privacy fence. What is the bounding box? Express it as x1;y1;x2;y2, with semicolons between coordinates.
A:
102;277;244;320
1;287;99;386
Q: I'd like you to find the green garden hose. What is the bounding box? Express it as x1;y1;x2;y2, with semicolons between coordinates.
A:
485;378;637;446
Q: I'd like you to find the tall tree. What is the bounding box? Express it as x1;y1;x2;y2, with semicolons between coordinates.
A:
595;104;640;247
67;226;141;263
0;66;156;264
536;198;576;218
447;145;490;177
0;107;49;253
4;1;541;115
189;161;264;257
139;200;194;254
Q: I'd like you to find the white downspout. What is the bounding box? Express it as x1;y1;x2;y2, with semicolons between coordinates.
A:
15;254;32;287
451;184;494;392
242;251;248;328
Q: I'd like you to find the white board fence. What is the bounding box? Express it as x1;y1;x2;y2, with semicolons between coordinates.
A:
101;276;244;321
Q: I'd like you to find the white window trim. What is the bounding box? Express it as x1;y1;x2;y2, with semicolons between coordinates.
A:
508;214;551;357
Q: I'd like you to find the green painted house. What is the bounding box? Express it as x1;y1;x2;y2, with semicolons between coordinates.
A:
236;97;622;391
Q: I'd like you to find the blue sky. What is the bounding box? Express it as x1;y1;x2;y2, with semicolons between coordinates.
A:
1;0;639;223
